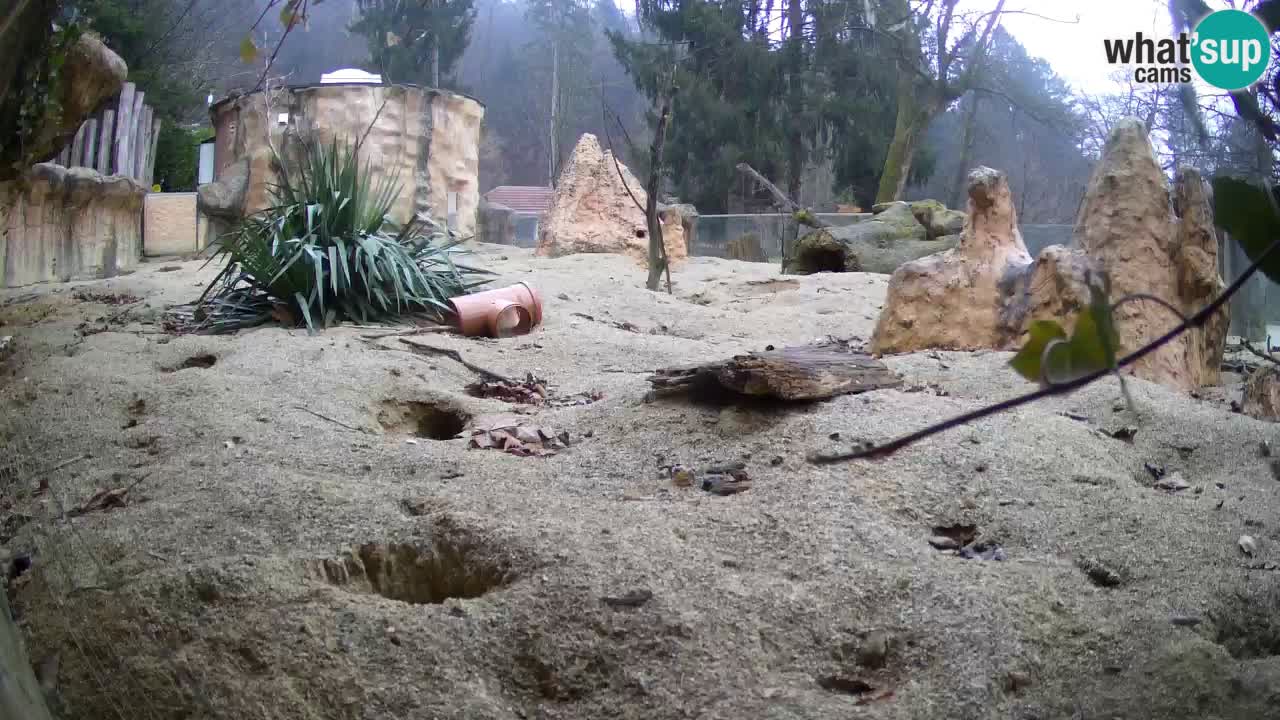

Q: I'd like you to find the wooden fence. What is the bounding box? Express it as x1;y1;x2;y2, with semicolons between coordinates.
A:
50;82;161;186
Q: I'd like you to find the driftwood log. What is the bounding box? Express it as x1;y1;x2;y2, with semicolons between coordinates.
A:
647;343;901;401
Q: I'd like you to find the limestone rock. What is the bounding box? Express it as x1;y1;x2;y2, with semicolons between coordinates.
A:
659;202;699;251
870;167;1032;353
788;224;958;275
870;120;1230;394
910;199;966;239
0;33;127;181
476;199;516;246
863;201;928;242
1;163;146;287
536;134;688;265
1067;119;1227;392
210;85;483;237
1242;366;1280;421
197;158;249;220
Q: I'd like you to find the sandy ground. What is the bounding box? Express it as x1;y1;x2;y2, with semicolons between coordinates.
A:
2;244;1280;720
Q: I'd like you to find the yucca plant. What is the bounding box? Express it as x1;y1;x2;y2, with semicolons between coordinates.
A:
183;138;491;333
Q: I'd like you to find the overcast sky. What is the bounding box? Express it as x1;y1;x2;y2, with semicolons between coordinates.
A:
988;0;1182;94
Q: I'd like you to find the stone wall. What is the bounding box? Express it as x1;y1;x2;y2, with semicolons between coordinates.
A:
207;84;484;238
143;193;212;256
0;164;145;288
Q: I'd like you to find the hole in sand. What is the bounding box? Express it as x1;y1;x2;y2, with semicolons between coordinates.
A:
1212;584;1280;659
163;354;217;372
310;537;516;605
377;400;469;440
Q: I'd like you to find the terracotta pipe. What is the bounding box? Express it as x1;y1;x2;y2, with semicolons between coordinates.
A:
448;283;543;338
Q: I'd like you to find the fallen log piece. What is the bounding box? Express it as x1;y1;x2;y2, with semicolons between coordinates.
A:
647;343;901;401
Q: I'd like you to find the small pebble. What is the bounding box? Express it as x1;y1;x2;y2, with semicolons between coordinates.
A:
1169;614;1203;627
928;535;960;550
1239;535;1258;556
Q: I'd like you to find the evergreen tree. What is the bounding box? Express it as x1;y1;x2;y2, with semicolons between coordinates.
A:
352;0;477;86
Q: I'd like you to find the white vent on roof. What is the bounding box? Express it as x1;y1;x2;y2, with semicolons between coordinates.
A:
320;68;383;85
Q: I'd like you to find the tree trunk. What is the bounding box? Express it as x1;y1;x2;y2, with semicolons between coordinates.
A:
875;76;936;203
645;81;675;292
548;37;559;186
432;42;440;87
948;92;980;208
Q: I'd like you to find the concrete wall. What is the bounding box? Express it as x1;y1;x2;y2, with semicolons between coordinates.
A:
209;84;484;237
0;163;145;288
143;192;210;256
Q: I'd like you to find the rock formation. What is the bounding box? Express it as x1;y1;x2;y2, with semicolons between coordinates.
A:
0;163;146;287
208;85;484;237
535;134;688;265
787;200;960;275
870;168;1032;351
909;199;966;239
1242;366;1280;421
870;119;1229;394
0;31;127;181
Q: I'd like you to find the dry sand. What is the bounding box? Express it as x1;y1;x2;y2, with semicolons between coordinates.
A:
2;244;1279;720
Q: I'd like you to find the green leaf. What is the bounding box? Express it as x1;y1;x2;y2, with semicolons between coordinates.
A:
239;35;258;64
1010;278;1120;386
1010;320;1067;383
1211;176;1280;285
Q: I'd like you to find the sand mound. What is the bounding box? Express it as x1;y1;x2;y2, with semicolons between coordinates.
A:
1;247;1278;719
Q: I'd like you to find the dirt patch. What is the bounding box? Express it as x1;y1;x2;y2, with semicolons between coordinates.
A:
161;353;217;372
72;289;141;305
376;399;470;440
732;278;800;297
309;535;518;605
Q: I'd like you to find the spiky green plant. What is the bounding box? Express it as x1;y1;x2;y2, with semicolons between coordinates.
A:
186;138;491;333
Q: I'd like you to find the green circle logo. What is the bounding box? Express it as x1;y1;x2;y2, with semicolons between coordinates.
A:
1192;9;1271;91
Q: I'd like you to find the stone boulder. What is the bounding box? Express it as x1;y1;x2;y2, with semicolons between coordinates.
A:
0;33;127;181
788;224;959;275
871;167;1032;352
786;199;962;275
536;134;688;265
870;119;1230;394
910;199;966;239
197;157;249;221
1242;366;1280;421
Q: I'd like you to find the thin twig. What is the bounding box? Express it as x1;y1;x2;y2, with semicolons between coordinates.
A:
397;339;515;383
30;454;91;482
292;406;369;434
810;235;1280;464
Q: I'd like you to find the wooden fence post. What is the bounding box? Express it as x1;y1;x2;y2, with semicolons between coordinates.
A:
146;116;162;186
113;82;135;177
83;118;98;169
97;108;115;175
130;93;147;180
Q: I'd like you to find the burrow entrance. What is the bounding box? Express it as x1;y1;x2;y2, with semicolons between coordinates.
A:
376;400;470;440
162;353;217;372
309;535;517;604
791;246;850;274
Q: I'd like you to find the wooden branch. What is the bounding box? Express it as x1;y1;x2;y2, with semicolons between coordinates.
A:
648;342;901;401
734;162;829;228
